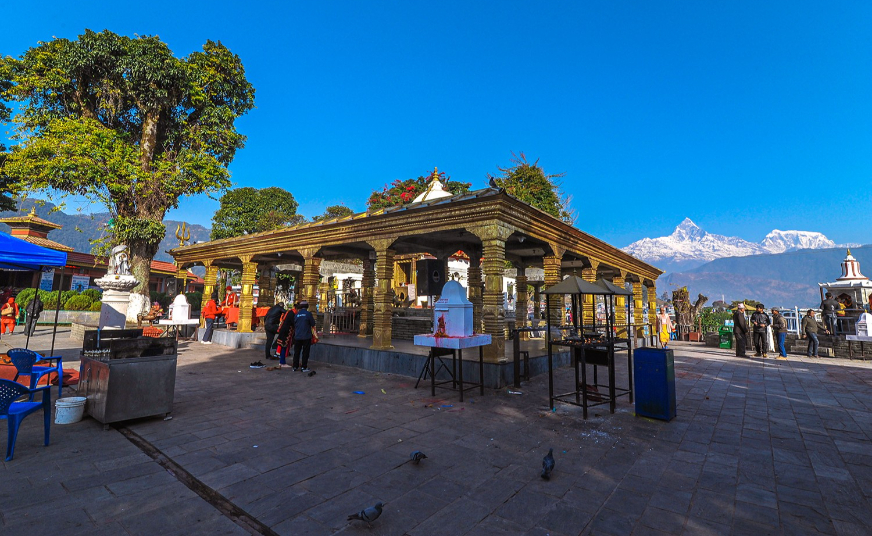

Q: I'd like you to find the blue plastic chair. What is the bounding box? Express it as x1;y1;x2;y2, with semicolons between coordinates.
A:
0;379;51;461
8;348;63;399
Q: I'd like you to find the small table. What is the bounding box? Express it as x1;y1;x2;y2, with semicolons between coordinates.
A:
413;334;491;402
157;319;202;341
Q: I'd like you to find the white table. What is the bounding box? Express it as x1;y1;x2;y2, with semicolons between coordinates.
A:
413;334;492;401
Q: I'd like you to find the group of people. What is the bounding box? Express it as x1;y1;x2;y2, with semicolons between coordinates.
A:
262;300;316;371
0;294;44;337
732;303;830;359
199;286;242;344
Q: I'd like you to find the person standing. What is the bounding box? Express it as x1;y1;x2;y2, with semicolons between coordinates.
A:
820;292;839;335
732;303;749;357
1;297;19;334
771;308;788;359
201;292;222;345
801;308;828;357
750;304;771;357
263;302;285;360
276;303;298;366
292;300;316;372
655;306;673;349
24;294;44;337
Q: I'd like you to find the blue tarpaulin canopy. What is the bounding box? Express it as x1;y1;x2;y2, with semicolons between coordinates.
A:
0;232;68;270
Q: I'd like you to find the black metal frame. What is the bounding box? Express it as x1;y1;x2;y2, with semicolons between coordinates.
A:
546;286;634;419
415;346;485;402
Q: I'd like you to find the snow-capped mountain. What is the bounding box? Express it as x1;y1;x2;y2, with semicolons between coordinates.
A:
623;218;850;271
761;230;836;254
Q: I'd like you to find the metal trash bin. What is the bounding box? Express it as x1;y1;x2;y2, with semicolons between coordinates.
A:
718;326;733;349
634;348;676;421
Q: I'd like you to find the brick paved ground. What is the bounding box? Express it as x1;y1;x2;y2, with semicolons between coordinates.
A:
1;330;871;535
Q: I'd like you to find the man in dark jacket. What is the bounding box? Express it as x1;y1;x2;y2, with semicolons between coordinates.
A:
292;300;317;372
771;308;788;359
24;294;44;338
820;292;839;335
750;304;771;357
732;303;749;357
276;303;297;366
801;308;828;357
263;302;285;360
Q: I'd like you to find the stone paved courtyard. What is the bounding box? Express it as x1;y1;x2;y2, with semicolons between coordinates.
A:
1;330;871;535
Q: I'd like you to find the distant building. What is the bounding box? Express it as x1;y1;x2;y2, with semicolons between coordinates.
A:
0;209;202;294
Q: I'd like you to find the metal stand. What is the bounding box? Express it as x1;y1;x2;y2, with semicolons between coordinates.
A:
414;346;485;402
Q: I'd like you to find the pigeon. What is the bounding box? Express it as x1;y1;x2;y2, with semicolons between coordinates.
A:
347;502;383;524
410;451;427;464
488;177;499;188
541;448;555;480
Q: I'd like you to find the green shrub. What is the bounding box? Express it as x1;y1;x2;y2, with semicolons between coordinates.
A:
185;291;203;309
82;289;102;301
90;302;102;312
61;290;77;304
40;290;60;309
64;295;94;311
16;288;36;309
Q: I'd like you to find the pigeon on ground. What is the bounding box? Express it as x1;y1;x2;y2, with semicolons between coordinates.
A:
541;448;555;480
347;502;383;524
410;451;427;464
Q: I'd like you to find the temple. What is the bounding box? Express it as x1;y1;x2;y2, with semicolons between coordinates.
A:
170;173;662;363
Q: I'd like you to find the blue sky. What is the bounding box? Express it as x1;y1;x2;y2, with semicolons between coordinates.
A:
3;1;871;247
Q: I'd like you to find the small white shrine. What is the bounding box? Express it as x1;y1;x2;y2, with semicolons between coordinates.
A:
413;280;491;349
819;249;872;309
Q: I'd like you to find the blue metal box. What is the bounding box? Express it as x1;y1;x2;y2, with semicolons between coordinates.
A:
634;348;676;421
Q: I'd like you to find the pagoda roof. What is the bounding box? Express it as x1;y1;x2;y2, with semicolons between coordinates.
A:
12;235;74;252
0;212;62;231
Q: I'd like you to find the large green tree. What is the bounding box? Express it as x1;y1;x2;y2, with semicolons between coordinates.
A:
210;186;304;240
313;204;354;222
0;145;17;211
0;29;254;302
487;152;574;223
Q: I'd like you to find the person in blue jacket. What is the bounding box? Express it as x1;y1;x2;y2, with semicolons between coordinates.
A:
292;300;317;372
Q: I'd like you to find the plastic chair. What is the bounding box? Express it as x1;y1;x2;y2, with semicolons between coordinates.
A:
8;348;63;399
0;379;51;461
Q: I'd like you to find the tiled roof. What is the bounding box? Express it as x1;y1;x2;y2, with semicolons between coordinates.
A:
14;235;74;252
0;214;62;229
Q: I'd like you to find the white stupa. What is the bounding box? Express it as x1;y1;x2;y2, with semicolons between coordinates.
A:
819;249;872;308
413;167;453;203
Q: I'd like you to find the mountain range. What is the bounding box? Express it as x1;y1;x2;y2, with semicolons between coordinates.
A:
623;218;850;273
0;200;211;264
624;219;867;307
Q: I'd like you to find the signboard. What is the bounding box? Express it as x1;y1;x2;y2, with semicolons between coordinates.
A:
39;269;55;291
71;275;91;292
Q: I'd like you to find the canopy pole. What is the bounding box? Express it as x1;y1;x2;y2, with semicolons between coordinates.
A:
50;265;66;356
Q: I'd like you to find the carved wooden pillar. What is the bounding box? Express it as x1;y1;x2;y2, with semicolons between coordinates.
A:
300;249;322;309
582;263;598;327
201;261;218;328
612;272;627;335
237;256;257;333
358;258;375;338
370;241;395;350
471;225;513;362
467;251;483;333
257;269;275;307
632;278;645;339
543;249;564;324
515;266;528;329
647;283;658;328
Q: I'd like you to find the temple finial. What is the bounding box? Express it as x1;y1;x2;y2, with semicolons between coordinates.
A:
28;206;36;216
432;167;438;180
848;247;852;256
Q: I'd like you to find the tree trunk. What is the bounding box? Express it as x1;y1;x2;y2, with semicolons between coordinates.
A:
130;239;160;299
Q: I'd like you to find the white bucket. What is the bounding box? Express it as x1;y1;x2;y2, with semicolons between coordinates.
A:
55;397;87;424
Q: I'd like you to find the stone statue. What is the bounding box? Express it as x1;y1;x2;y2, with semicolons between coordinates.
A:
108;245;131;276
